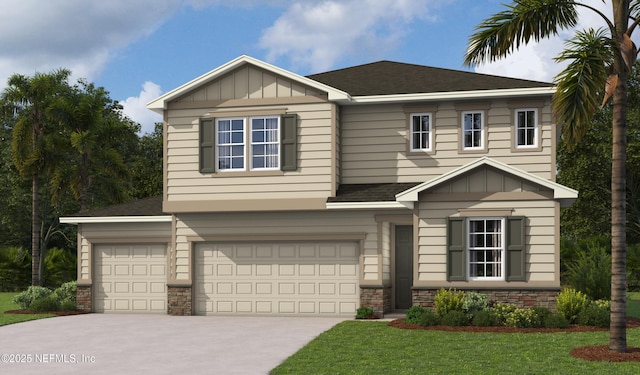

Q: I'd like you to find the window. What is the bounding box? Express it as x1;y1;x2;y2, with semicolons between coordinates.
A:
462;111;484;150
515;109;537;148
199;114;297;173
410;113;432;151
447;216;525;282
467;218;504;280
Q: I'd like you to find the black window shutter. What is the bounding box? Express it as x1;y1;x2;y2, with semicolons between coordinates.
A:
281;114;298;171
447;217;466;281
506;216;526;281
199;118;215;173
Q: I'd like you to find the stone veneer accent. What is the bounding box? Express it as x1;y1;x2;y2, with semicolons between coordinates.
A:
412;288;560;311
168;286;192;316
360;286;392;317
76;285;92;312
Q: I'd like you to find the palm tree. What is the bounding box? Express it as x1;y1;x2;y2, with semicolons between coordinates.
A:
464;0;637;353
1;69;71;286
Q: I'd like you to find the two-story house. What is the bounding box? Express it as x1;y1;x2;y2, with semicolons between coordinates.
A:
61;55;577;317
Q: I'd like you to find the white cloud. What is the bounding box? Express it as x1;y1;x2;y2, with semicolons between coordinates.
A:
258;0;447;73
121;82;164;134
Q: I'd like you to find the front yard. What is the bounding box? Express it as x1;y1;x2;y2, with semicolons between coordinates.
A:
0;292;54;326
271;294;640;374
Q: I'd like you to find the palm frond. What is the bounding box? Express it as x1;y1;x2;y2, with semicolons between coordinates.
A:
465;0;578;66
553;28;612;148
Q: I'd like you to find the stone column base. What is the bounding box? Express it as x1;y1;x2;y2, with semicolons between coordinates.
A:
360;286;392;317
76;285;92;312
168;286;192;316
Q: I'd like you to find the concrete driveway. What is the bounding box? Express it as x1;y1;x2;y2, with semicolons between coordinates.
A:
0;314;347;375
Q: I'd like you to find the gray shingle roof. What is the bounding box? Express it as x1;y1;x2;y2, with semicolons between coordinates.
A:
68;195;164;217
327;183;423;202
307;61;552;96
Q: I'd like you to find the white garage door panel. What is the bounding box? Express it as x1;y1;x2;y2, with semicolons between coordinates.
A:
94;244;167;314
195;242;359;316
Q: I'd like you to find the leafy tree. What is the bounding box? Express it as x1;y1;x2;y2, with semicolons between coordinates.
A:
131;122;163;199
1;69;71;286
464;0;638;352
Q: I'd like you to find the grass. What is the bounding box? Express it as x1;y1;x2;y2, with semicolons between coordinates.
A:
0;292;54;326
271;297;640;375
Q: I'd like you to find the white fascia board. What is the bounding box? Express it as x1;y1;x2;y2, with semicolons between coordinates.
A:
346;87;555;105
60;216;172;224
396;156;578;202
326;201;412;210
147;55;351;113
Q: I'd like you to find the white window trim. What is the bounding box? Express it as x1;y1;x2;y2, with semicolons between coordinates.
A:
410;112;432;152
249;116;281;171
514;108;538;149
467;217;505;281
461;111;484;151
216;117;246;172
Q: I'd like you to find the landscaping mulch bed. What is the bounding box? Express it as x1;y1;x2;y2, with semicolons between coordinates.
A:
389;317;640;362
4;309;89;316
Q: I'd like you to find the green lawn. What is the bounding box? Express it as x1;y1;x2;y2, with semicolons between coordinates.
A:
271;299;640;375
0;292;54;326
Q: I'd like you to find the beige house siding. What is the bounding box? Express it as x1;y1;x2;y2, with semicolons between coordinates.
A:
340;99;554;184
164;101;336;204
170;210;408;285
76;222;172;284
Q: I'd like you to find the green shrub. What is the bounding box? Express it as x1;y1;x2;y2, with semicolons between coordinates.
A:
0;247;31;292
577;303;610;328
593;299;611;310
556;288;590;324
405;305;427;324
60;300;77;311
416;309;440;327
491;302;517;326
43;248;77;289
54;281;77;304
472;310;498;327
544;313;569;329
29;295;61;312
12;286;53;310
440;310;469;326
462;292;489;319
505;308;539;328
530;307;552;328
356;306;374;319
564;242;611;300
434;288;465;317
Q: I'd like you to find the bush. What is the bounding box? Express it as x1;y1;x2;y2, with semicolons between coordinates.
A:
544;313;569;329
577;303;610;327
530;307;552;328
54;281;77;304
60;300;77;311
434;288;465;317
462;292;489;320
0;247;31;292
556;288;590;324
29;295;61;312
440;310;469;326
416;309;440;327
491;303;517;326
12;286;53;310
472;310;498;327
356;306;374;319
505;308;540;328
564;242;611;300
405;305;427;324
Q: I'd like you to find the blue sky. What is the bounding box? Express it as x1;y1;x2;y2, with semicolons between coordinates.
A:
0;0;618;134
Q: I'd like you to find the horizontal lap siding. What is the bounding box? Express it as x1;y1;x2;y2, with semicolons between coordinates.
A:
417;199;556;283
165;102;334;202
172;211;394;282
340;100;554;184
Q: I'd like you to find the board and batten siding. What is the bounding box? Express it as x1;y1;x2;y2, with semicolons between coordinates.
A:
77;222;171;283
339;99;555;184
170;211;403;284
165;101;336;201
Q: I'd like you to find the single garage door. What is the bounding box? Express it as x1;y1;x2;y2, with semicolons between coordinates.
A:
94;244;167;313
194;242;359;316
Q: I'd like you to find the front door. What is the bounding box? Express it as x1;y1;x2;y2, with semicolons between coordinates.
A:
394;225;413;310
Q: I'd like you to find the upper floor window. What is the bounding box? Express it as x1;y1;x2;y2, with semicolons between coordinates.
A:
410;113;432;152
199;114;297;174
462;111;484;150
515;109;538;148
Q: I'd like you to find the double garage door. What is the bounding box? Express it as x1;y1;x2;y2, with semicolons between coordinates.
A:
194;242;359;316
93;244;167;313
